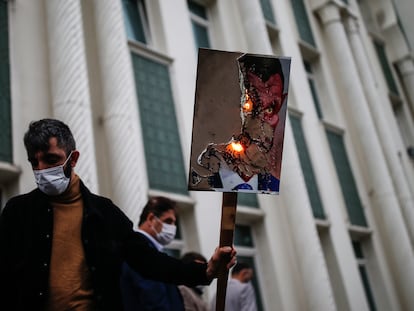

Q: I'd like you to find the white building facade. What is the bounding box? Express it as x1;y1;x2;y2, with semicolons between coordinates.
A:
1;0;414;310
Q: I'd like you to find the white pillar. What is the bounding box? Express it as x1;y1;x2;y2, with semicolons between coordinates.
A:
46;0;98;192
280;118;337;311
238;1;337;309
346;16;414;245
238;0;272;54
316;3;414;309
93;0;148;223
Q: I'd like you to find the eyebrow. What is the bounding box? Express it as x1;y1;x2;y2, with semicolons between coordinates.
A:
161;216;176;223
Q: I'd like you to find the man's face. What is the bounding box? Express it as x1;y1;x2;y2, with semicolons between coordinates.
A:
240;268;254;283
27;137;78;178
28;137;68;170
150;209;177;235
242;72;285;152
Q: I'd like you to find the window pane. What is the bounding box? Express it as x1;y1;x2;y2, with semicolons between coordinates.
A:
290;115;325;219
187;0;207;19
326;131;367;226
359;266;377;311
373;41;399;96
309;79;323;119
234;225;254;247
304;62;323;119
0;1;12;163
352;240;364;259
122;0;147;43
237;192;258;208
291;0;316;46
188;1;211;49
131;54;188;194
259;0;276;25
191;22;211;49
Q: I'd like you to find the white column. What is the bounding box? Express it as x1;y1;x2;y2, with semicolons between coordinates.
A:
238;0;272;54
316;3;414;309
280;118;337;311
273;0;370;308
93;0;148;223
238;1;337;310
346;16;414;245
46;0;98;192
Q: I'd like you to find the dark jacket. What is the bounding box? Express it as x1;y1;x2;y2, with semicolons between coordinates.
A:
0;181;209;311
120;234;185;311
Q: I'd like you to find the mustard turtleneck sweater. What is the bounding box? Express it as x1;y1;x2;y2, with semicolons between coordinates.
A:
47;174;95;311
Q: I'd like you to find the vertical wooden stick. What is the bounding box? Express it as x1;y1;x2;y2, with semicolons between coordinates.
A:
216;192;238;311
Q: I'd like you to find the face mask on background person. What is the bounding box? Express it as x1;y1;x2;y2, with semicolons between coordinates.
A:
153;217;177;245
33;151;73;196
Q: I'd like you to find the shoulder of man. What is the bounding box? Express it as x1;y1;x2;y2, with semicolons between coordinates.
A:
2;188;44;214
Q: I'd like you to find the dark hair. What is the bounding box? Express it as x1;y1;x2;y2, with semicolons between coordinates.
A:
24;118;76;158
231;261;252;275
238;54;284;85
138;196;177;226
181;252;207;264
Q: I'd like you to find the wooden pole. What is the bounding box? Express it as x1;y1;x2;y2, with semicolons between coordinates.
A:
216;192;238;311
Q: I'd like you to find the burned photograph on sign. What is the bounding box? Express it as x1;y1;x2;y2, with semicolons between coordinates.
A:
188;49;291;194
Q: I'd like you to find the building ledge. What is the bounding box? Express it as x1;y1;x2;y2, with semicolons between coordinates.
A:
0;161;21;184
235;205;265;224
348;225;372;240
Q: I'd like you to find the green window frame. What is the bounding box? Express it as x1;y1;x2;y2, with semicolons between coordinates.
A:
373;41;399;96
291;0;316;47
290;114;325;219
259;0;276;25
122;0;149;44
187;0;211;49
352;241;377;311
304;61;323;119
237;192;258;208
326;130;367;227
131;53;188;194
234;224;255;247
234;225;264;311
0;1;12;163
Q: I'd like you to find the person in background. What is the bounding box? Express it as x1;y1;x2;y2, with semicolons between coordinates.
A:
120;196;185;311
210;261;258;311
178;252;210;311
0;118;236;311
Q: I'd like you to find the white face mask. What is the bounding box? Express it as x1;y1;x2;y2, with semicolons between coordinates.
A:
153;217;177;245
33;151;73;196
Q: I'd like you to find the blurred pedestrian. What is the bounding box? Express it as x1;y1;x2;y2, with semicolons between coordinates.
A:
120;196;184;311
210;261;257;311
179;252;209;311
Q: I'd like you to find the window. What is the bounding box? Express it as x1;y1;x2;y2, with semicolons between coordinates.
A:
304;61;323;119
131;53;188;194
291;0;316;47
187;0;211;49
0;1;12;163
259;0;276;25
122;0;150;44
326;130;367;227
352;240;377;311
234;225;264;311
290;114;325;219
373;40;399;97
237;192;258;208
